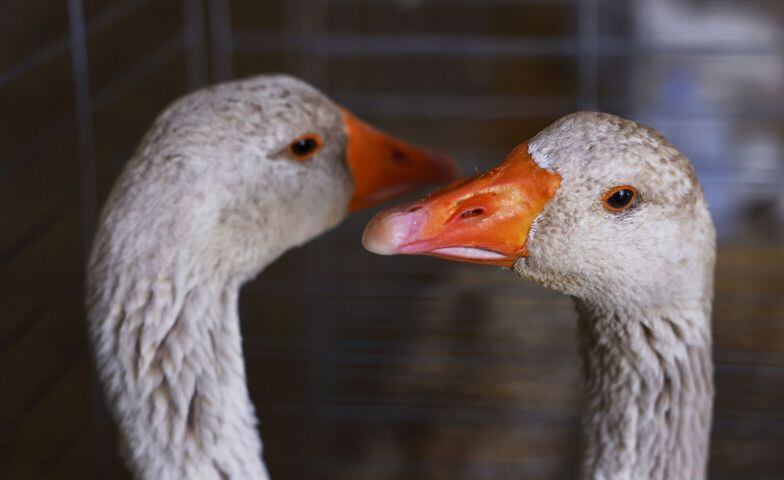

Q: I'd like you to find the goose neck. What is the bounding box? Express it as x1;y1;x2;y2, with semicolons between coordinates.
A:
88;265;269;480
574;298;713;480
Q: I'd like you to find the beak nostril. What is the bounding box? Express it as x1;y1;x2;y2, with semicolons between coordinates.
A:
390;147;408;164
407;205;422;213
460;207;485;219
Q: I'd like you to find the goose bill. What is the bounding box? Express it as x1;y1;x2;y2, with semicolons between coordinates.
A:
362;143;562;267
342;109;459;212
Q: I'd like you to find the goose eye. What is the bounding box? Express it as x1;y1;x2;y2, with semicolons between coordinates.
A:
289;134;322;160
601;186;637;212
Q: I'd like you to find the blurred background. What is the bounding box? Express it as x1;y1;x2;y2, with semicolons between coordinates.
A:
2;0;783;478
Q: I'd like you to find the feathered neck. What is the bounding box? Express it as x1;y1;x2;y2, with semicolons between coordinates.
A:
87;258;270;480
574;296;713;480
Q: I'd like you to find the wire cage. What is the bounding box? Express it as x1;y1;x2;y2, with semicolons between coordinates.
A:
2;0;783;479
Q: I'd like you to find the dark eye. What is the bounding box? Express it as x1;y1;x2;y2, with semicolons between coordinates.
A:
601;186;638;212
289;134;322;160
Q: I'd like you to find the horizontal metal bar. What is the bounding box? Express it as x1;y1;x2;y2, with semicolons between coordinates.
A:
233;30;784;57
0;38;70;89
234;31;578;56
0;0;157;89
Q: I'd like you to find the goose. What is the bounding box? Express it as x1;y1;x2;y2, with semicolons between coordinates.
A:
86;74;457;480
363;112;716;480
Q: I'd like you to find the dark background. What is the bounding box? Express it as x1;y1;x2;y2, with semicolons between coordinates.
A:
2;0;784;479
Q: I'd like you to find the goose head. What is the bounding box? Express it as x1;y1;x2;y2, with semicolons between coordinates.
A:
97;75;456;282
363;112;715;307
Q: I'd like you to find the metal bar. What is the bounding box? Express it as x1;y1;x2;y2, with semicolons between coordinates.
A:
233;31;578;56
232;30;784;57
183;0;208;90
0;38;69;89
66;3;106;478
208;0;235;81
67;0;98;254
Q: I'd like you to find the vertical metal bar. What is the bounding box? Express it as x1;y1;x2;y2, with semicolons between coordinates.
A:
183;0;209;90
208;0;235;81
68;0;98;251
67;2;107;477
577;0;600;111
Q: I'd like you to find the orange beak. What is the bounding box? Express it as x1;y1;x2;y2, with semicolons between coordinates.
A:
342;109;459;212
362;143;562;267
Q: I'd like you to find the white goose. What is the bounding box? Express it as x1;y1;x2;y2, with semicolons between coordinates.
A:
363;112;716;480
86;74;456;480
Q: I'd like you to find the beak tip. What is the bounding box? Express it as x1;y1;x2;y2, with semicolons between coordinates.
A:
362;208;423;256
361;224;395;256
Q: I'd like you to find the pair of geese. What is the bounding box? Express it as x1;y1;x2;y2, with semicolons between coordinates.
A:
87;75;715;480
